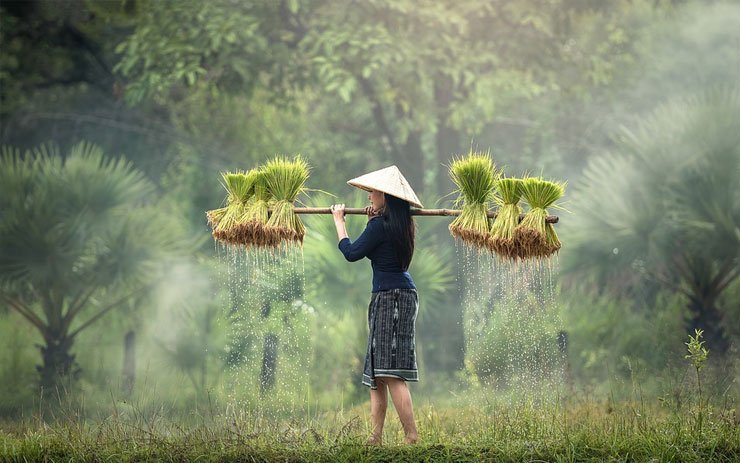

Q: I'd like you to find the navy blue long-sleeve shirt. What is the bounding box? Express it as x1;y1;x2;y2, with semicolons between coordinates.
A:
338;216;417;293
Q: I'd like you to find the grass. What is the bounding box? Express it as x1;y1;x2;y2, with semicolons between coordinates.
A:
1;396;737;462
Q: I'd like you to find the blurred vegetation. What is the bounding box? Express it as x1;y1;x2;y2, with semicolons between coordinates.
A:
0;0;738;423
0;141;197;403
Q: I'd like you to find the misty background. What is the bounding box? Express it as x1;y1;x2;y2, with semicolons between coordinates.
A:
1;0;738;420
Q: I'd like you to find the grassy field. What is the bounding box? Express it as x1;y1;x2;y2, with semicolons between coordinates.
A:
1;396;738;462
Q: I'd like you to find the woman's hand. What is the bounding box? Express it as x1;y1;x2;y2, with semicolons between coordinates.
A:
330;203;346;222
365;205;382;221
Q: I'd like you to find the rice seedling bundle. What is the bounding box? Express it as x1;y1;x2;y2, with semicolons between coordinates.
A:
209;170;258;245
206;206;227;231
262;155;310;247
241;169;277;248
487;177;524;259
447;150;501;250
514;177;566;258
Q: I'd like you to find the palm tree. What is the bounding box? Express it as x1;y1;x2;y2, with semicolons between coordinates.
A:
0;141;193;391
562;88;740;355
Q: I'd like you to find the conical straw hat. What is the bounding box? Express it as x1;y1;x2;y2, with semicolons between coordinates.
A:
347;165;423;208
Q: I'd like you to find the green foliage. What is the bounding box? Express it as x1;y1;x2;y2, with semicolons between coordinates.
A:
464;296;561;389
685;328;709;413
561;87;740;353
0;0;125;115
561;286;687;391
111;0;651;201
113;1;303;106
0;141;156;288
0;316;39;416
151;261;231;398
0;140;195;389
5;0;740;418
685;329;709;373
221;253;315;409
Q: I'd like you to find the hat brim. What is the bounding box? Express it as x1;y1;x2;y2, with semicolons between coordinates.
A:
346;165;424;208
348;182;423;208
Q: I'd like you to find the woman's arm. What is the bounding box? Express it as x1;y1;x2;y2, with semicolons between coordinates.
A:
330;203;349;242
331;203;384;262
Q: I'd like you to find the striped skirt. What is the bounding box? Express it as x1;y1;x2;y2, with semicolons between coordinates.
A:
362;288;419;390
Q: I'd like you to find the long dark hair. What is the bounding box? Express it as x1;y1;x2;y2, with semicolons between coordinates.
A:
381;193;415;271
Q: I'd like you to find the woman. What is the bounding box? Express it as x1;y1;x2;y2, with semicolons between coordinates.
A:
329;165;423;446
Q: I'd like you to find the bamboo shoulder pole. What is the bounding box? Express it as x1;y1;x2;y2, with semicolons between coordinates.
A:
287;207;559;224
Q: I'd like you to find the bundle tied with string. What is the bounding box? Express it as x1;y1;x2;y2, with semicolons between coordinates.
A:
514;177;566;258
207;169;258;245
487;177;524;260
262;155;310;247
447;150;501;250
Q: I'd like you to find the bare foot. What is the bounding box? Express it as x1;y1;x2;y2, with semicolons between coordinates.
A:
364;433;382;446
401;435;419;445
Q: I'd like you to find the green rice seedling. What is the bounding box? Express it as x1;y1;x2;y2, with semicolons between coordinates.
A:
242;169;277;248
206;206;227;230
514;177;566;258
545;220;562;256
487;177;523;260
447;150;501;251
262;155;310;247
209;170;258;245
229;169;265;245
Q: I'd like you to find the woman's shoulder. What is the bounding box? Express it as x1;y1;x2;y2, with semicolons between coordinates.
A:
366;216;386;237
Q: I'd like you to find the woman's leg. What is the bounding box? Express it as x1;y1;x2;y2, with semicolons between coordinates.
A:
385;377;419;443
368;378;388;444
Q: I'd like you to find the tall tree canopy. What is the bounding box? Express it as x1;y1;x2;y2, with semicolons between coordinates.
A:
114;0;642;196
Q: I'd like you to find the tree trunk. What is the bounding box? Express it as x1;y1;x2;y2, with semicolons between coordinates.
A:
557;330;573;394
260;334;279;395
36;334;80;392
434;72;462;200
397;130;426;195
687;298;729;356
259;301;279;395
122;330;136;395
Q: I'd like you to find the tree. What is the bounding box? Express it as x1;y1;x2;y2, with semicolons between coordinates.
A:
562;88;740;355
0;0;194;187
113;0;649;198
0;141;194;391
